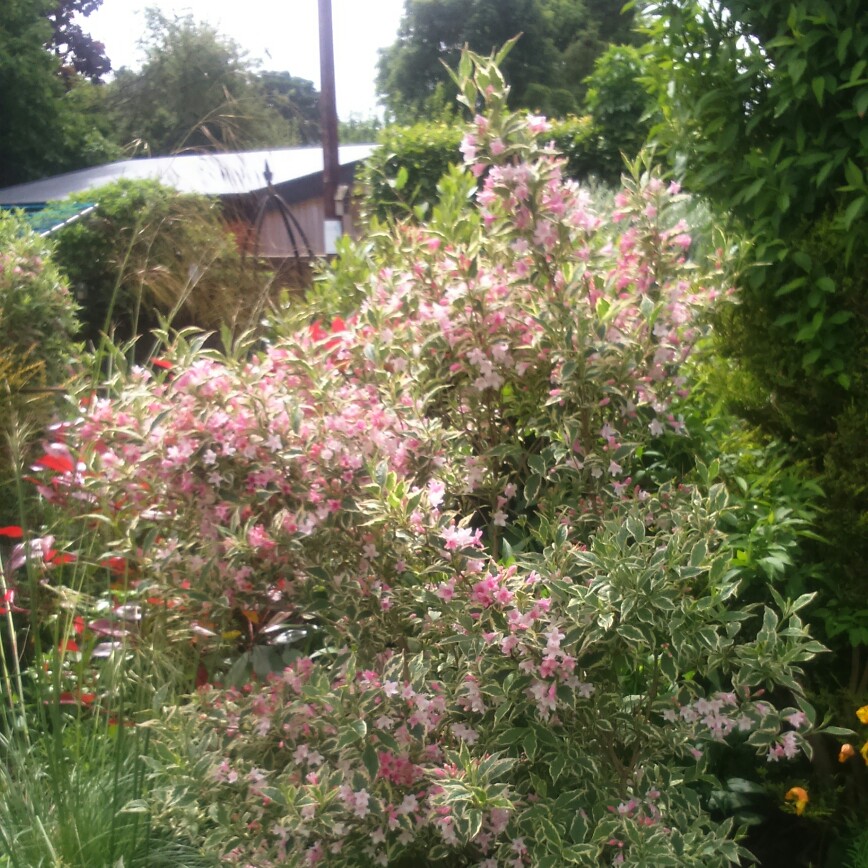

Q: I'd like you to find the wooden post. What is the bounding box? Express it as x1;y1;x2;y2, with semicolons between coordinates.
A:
318;0;341;253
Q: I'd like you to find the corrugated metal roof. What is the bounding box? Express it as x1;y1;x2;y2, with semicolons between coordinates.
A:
0;145;376;205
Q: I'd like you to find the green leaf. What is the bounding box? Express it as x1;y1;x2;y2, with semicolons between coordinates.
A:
843;196;865;230
625;515;646;542
523;474;543;504
788;57;807;85
796;310;824;342
362;743;379;779
811;76;825;105
774;276;807;297
741;177;766;202
844;159;864;189
837;28;854;63
537;816;562;848
792;250;813;271
823;726;856;737
618;623;647;644
527;454;547;476
563;844;599;862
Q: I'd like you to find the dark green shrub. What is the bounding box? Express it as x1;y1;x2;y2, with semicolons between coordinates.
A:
49;179;273;348
0;211;81;518
360;122;463;222
583;43;656;180
361;114;632;222
0;212;80;382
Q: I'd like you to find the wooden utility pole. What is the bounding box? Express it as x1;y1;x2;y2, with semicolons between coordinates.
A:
318;0;341;253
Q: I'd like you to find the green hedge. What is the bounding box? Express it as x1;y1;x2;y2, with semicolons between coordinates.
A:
360;115;636;222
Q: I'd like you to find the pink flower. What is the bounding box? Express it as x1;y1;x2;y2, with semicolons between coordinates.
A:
340;786;371;818
442;525;483;551
526;114;550;134
436;578;456;602
247;524;275;551
785;711;808;729
427;478;446;508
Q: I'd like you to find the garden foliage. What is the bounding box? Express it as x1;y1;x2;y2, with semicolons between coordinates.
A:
18;49;830;866
0;211;80;517
376;0;636;121
362;115;629;225
364;38;656;224
50;179;273;349
639;0;868;655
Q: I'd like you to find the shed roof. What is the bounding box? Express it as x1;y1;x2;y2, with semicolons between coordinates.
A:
0;145;376;206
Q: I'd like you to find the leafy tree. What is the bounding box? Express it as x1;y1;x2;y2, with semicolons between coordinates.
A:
259;70;321;145
376;0;635;121
338;114;384;144
106;11;295;156
640;0;867;678
0;0;118;186
45;0;111;81
582;43;655;178
0;210;81;517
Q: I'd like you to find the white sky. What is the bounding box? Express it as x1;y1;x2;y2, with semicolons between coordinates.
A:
83;0;406;120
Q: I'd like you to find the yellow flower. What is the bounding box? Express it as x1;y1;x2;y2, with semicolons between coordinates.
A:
838;743;856;763
857;705;868;725
861;742;868;764
785;786;809;816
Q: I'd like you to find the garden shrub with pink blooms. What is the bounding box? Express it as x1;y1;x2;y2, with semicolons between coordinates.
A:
29;47;828;866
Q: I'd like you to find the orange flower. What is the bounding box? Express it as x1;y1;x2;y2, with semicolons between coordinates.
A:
856;705;868;725
785;786;809;816
838;743;856;762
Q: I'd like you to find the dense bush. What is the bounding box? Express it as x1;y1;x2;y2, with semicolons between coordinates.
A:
0;211;80;518
49;179;273;349
639;0;868;678
361;110;640;224
360;122;463;222
583;44;656;182
22;50;835;865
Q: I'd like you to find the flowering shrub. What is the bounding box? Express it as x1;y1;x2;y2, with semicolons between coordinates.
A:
0;211;81;516
31;48;827;865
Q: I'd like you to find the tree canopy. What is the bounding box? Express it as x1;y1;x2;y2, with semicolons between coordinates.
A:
376;0;635;121
640;0;868;643
105;11;302;156
46;0;111;81
0;0;117;186
259;71;321;145
641;0;866;431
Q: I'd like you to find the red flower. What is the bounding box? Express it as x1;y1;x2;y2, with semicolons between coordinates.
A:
100;556;130;575
0;526;23;539
33;453;75;474
45;551;77;566
0;589;27;615
57;691;96;706
309;316;348;352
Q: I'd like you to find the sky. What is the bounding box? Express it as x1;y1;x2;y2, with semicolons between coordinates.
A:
83;0;406;120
